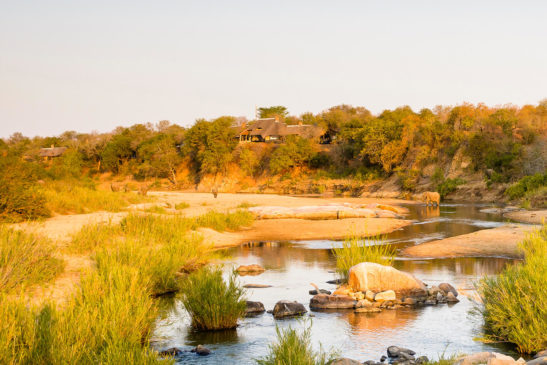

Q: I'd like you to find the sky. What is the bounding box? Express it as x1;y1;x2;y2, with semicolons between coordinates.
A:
1;0;546;138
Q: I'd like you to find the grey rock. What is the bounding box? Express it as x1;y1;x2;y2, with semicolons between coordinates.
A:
327;279;344;284
424;298;437;305
309;289;332;295
245;301;265;316
387;346;416;358
416;356;429;364
380;355;387;362
527;357;547;365
191;345;211;356
329;358;362;365
439;282;458;297
535;350;547;359
446;292;460;303
159;347;183;357
310;294;356;309
272;300;307;319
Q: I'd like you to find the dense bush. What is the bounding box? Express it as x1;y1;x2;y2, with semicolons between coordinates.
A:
477;224;547;353
437;178;466;199
505;172;547;200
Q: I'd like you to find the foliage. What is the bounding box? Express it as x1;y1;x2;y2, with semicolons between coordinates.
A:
269;136;314;174
194;210;254;232
0;227;64;293
258;106;288;119
256;320;337;365
476;224;547;353
332;236;395;282
181;266;246;330
238;145;259;176
505;172;547;200
437;177;466;199
175;202;190;210
0;157;50;222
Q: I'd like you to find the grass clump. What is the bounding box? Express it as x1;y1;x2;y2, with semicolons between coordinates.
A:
0;227;64;293
332;236;395;282
194;209;254;232
181;266;246;330
175;202;190;210
476;224;547;353
237;201;257;208
256;321;337;365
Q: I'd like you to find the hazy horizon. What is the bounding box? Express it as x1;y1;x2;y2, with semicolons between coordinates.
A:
1;1;546;138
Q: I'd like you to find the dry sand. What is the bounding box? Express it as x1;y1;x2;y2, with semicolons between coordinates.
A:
503;209;547;225
401;224;540;259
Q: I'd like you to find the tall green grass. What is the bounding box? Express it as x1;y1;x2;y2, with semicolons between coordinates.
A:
194;209;254;232
332;236;396;282
0;227;64;293
181;266;246;330
256;321;337;365
477;224;547;353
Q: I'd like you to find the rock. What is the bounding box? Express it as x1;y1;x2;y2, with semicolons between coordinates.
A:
272;300;307;318
375;290;396;302
402;297;416;306
439;283;458;297
191;345;211;356
333;285;351;296
356;299;373;308
330;358;362;365
244;283;272;288
236;264;265;274
416;356;429;364
436;292;446;303
424;298;437;305
353;291;365;301
387;346;416;358
535;350;547;359
446;292;460;303
365;290;376;301
159;347;183;357
380;300;393;308
355;307;382;313
309;294;356;309
428;285;442;296
309;289;332;295
380;355;387;362
488;359;517;365
245;301;265;315
527;357;547;365
327;278;345;285
348;262;427;297
456;352;495;365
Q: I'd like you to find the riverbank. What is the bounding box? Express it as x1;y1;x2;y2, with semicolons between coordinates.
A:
401;224;539;259
503;209;547;224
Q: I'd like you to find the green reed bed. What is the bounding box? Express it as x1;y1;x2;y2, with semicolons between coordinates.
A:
332;235;396;282
477;224;547;353
256;321;337;365
181;266;246;330
0;227;64;293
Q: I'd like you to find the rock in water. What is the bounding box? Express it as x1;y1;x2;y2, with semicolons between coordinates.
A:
310;294;356;309
439;282;458;297
272;300;307;319
330;358;363;365
374;290;396;302
236;264;265;274
446;292;460;303
159;347;183;357
348;262;427;297
243;283;272;288
309;289;332;295
245;301;265;315
387;346;416;358
191;345;211;356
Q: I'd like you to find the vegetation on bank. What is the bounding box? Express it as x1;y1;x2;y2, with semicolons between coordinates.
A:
256;321;337;365
181;266;246;330
332;236;395;282
477;224;547;353
505;172;547;208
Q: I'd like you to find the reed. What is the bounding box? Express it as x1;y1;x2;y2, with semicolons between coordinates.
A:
332;235;395;282
0;227;64;293
181;266;246;330
476;224;547;353
256;321;337;365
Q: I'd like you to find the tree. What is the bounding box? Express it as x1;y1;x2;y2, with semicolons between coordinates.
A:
269;136;314;174
137;134;182;184
258;106;288;119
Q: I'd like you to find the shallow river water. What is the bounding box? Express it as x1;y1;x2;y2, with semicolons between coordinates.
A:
153;204;523;364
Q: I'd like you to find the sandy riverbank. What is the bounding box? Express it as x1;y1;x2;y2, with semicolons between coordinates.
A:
503;209;547;224
401;224;540;259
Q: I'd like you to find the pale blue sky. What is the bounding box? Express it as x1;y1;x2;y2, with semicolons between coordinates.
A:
1;0;546;138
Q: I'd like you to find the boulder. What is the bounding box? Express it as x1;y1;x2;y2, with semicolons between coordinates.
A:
310;294;356;309
446;292;460;303
387;346;416;358
355;307;381;313
365;290;376;301
330;358;363;365
159;347;183;357
236;264;265;274
245;301;265;315
191;345;211;356
356;299;373;308
534;350;547;359
348;262;427;297
456;352;515;365
327;278;345;285
272;300;307;319
416;356;429;364
374;290;396;302
309;289;332;295
527;357;547;365
439;282;458;297
402;297;416;306
428;285;442;296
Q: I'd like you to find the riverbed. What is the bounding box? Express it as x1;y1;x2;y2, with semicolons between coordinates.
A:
152;204;525;364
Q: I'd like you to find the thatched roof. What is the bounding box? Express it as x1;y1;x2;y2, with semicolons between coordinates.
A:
242;118;324;139
39;146;67;157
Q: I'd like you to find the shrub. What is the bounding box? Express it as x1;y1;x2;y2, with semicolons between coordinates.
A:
194;210;254;232
332;236;395;282
476;224;547;353
0;158;50;222
256;321;337;365
437;177;465;199
181;266;246;330
0;227;64;293
505;172;547;200
175;202;190;210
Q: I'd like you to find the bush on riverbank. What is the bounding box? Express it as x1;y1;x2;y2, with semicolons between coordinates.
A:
256;321;337;365
181;266;246;330
477;224;547;353
0;227;64;293
332;236;395;282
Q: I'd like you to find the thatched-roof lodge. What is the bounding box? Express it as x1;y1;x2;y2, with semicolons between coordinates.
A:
239;117;324;143
39;145;67;160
